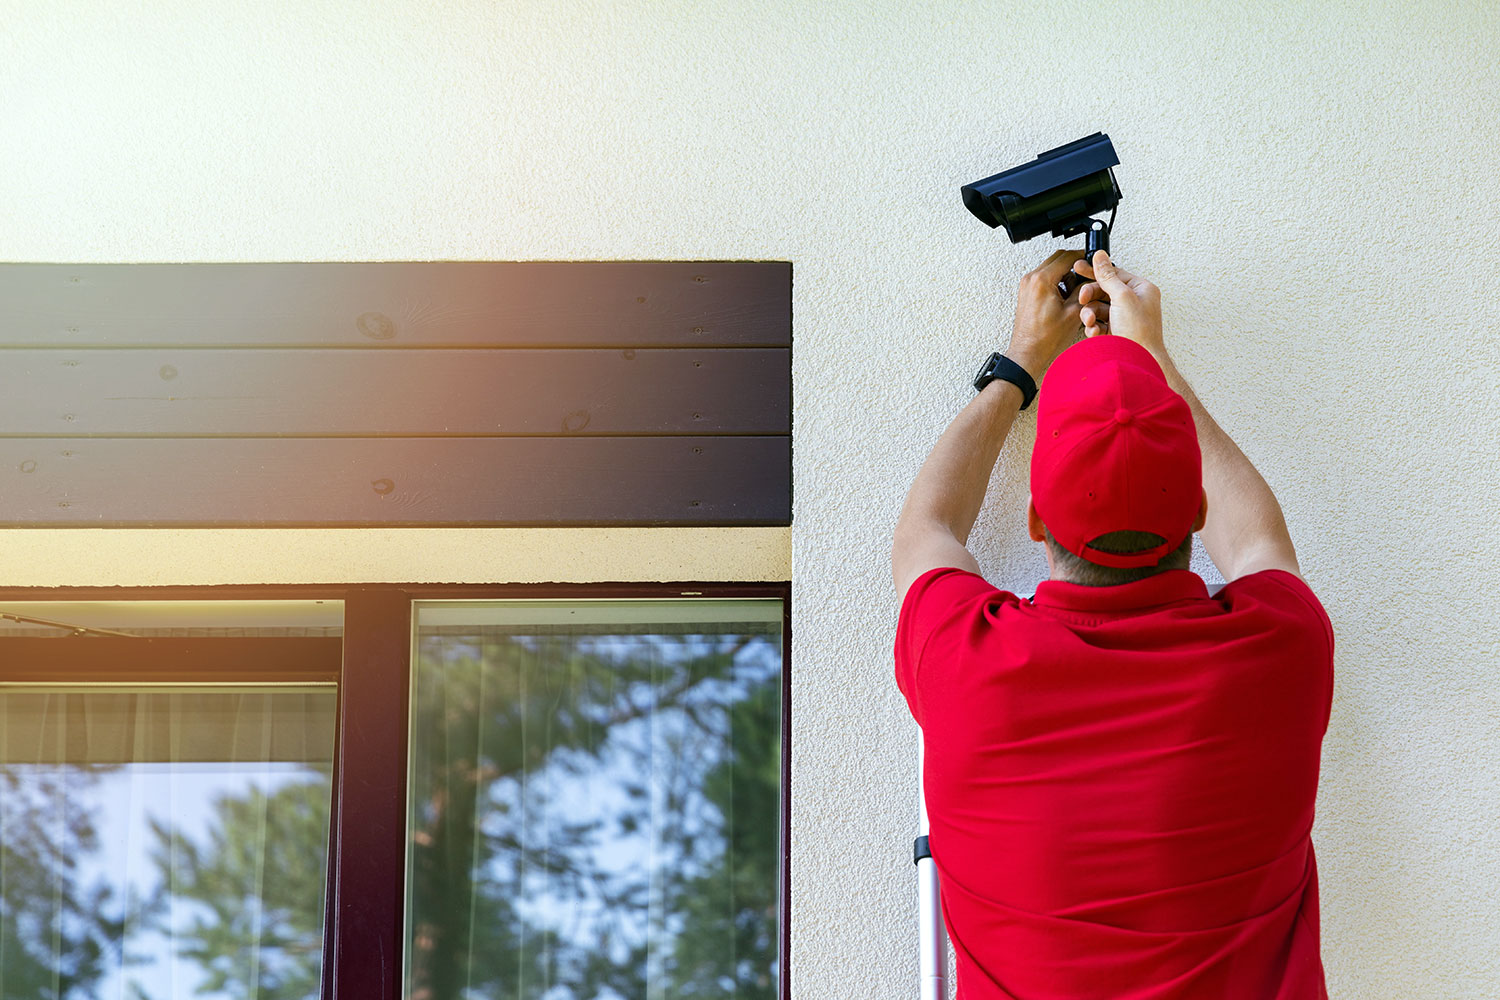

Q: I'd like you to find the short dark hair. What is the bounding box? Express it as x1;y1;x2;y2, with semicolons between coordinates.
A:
1042;525;1193;587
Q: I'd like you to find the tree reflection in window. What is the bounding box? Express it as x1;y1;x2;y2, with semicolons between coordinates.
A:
0;758;125;999
0;688;336;1000
148;775;332;1000
405;603;784;1000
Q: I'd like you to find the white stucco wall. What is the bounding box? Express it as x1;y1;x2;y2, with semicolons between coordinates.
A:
3;1;1497;995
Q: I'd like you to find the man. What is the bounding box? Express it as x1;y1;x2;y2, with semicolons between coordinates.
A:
891;249;1334;999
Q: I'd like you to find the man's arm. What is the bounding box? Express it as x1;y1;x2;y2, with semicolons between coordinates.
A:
891;375;1034;603
892;250;1092;603
1072;250;1302;584
1154;352;1302;582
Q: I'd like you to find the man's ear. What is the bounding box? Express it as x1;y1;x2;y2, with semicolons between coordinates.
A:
1193;489;1208;532
1027;498;1047;542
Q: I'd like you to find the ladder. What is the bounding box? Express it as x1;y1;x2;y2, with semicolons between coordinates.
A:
915;740;949;999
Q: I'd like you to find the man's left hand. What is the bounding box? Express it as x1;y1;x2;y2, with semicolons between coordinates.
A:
1005;249;1091;377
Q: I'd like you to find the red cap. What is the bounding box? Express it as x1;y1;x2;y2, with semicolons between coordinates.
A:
1030;335;1202;568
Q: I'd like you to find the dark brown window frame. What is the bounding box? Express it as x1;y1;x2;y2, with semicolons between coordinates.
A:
0;580;792;1000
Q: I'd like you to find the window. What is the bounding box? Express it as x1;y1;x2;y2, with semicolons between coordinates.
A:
404;599;785;999
0;601;342;1000
0;585;788;1000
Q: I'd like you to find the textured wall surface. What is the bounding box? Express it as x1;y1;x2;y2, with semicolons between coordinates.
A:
2;1;1497;995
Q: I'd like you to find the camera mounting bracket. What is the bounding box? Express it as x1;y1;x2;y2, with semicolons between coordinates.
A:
1057;215;1114;299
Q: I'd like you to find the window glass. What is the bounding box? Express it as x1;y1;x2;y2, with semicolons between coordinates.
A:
0;602;340;1000
405;599;784;999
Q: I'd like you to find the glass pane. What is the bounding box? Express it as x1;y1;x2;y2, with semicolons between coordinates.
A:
406;599;784;1000
0;600;340;1000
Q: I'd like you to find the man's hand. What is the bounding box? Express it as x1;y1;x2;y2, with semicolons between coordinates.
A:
1070;250;1163;358
1005;249;1091;376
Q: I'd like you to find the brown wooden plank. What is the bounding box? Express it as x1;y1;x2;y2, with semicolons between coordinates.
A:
0;261;791;348
0;436;790;526
0;347;789;435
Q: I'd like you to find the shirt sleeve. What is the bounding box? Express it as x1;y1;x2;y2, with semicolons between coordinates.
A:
1218;569;1336;728
1245;568;1336;664
894;567;999;724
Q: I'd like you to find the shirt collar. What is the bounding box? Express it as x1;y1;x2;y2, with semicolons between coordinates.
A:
1030;569;1209;613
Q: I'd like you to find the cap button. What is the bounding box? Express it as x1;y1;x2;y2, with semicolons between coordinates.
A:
1114;407;1133;425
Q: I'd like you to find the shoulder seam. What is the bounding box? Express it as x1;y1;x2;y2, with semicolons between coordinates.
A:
1256;569;1335;662
901;568;1004;688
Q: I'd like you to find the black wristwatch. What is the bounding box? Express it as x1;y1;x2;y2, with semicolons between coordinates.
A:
972;352;1038;410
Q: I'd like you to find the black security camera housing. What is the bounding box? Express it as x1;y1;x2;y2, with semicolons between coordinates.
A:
962;132;1121;240
962;132;1123;296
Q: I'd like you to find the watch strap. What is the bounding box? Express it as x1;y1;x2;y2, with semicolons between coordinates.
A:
973;352;1038;410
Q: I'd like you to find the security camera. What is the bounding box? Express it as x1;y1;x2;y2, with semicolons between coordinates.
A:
962;132;1122;297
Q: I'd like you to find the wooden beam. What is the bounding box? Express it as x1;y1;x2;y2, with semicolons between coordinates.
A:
0;435;791;526
0;347;789;435
0;261;791;348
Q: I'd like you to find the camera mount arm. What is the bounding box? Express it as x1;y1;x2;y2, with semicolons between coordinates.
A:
1057;211;1114;299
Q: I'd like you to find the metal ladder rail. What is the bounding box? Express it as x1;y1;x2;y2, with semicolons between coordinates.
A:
915;739;948;1000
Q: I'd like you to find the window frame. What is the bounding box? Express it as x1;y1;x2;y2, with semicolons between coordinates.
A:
0;580;792;1000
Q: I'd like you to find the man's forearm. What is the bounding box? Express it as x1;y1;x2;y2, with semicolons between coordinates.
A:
895;378;1028;545
1153;351;1295;577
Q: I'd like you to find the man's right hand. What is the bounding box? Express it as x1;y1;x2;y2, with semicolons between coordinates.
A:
1070;250;1166;359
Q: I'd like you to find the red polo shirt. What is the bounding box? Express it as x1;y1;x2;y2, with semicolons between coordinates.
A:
895;566;1334;999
